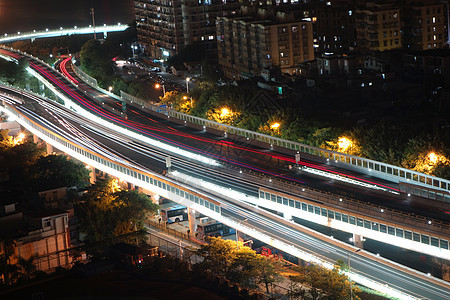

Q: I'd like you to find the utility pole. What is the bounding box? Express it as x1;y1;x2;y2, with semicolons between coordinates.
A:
90;8;97;40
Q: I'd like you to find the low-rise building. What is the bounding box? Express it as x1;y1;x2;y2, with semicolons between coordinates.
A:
0;202;73;276
401;49;450;85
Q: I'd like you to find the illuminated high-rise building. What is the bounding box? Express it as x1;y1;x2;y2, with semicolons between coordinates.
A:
134;0;241;59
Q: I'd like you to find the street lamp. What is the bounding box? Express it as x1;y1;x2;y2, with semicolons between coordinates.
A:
155;83;165;97
108;86;113;93
183;95;192;107
220;107;230;118
338;137;352;152
186;77;190;93
348;248;361;300
270;122;280;129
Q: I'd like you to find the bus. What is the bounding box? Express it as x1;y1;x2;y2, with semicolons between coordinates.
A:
195;221;236;240
160;205;188;224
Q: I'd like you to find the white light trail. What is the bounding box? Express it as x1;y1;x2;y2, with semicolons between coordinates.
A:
25;67;220;167
167;170;418;300
0;25;128;43
302;166;400;194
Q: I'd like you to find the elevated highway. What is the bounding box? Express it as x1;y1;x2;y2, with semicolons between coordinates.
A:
0;45;449;260
1;86;450;299
0;24;128;43
1;47;450;298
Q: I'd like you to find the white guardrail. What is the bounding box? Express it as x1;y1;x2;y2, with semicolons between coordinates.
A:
4;44;449;202
70;61;450;201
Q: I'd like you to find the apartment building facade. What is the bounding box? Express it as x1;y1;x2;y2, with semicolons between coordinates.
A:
402;0;446;50
313;0;356;53
135;0;241;59
355;1;402;52
217;8;314;79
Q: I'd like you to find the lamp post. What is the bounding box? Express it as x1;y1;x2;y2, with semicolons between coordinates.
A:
186;77;190;93
236;218;248;251
90;8;97;40
348;248;361;300
155;83;165;97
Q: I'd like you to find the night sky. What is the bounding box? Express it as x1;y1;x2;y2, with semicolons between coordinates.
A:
0;0;135;34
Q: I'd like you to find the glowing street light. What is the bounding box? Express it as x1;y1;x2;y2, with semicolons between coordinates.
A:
186;77;190;93
270;122;280;130
183;95;193;106
155;83;165;96
338;137;352;152
220;107;230;118
17;133;25;140
108;86;113;93
428;152;438;164
13;132;26;145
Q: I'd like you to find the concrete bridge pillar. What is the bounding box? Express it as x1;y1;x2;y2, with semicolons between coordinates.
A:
33;134;39;144
187;207;197;238
46;142;53;155
352;233;364;249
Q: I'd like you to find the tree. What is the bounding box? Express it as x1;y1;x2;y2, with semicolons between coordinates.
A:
80;39;111;79
16;257;36;281
195;237;283;293
290;263;360;300
112;189;159;238
287;282;307;300
0;130;14;149
111;76;129;95
75;178;159;245
0;139;45;182
195;237;237;278
0;240;19;287
29;154;90;190
251;254;284;293
228;246;261;288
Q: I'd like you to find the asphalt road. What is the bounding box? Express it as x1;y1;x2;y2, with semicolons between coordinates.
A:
3;90;449;299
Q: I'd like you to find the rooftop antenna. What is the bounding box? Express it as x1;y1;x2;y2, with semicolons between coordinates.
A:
90;8;97;39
